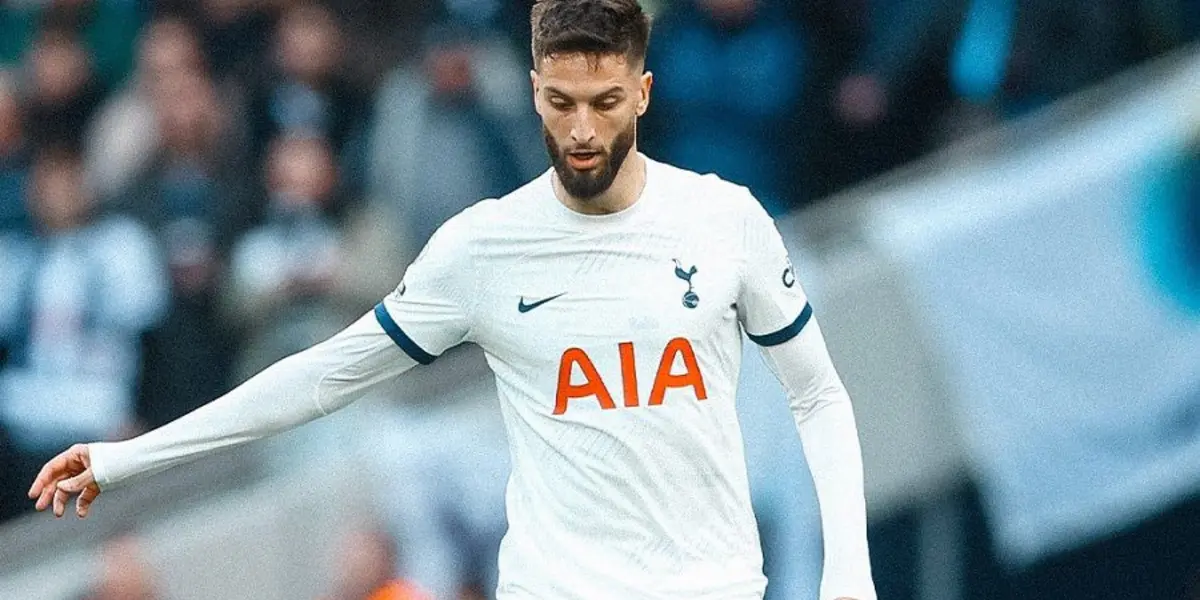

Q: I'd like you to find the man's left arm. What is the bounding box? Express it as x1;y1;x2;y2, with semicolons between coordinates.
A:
734;192;875;600
758;322;875;600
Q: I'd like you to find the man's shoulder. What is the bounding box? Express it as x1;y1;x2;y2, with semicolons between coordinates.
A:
434;174;549;244
650;158;762;220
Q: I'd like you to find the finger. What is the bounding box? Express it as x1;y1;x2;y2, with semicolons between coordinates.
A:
76;486;100;519
52;487;70;518
36;482;58;512
28;452;67;499
58;472;90;494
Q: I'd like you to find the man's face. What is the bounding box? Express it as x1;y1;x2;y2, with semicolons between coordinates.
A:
533;52;652;200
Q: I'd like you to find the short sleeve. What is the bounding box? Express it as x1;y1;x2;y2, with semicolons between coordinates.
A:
736;196;812;346
374;216;475;364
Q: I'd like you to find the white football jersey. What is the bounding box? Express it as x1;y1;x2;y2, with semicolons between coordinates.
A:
375;156;812;599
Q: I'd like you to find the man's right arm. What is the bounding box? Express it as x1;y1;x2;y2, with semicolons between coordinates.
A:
90;204;484;489
89;311;419;489
31;210;479;516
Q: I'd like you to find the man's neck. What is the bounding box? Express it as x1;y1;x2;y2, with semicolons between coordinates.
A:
554;150;647;216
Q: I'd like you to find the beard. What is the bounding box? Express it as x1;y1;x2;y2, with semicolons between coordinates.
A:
544;119;636;200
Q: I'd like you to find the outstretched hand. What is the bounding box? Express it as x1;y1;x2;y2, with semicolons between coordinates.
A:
28;444;101;518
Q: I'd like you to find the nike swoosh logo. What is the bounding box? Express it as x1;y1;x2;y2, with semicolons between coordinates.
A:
518;293;566;313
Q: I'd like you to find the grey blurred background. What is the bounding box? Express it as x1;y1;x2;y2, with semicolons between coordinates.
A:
0;0;1197;599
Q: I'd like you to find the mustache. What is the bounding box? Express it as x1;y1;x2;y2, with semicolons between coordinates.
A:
564;145;605;154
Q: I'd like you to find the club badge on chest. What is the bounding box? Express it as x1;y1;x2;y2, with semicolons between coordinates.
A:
673;259;699;309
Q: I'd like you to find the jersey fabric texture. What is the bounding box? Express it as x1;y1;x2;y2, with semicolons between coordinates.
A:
375;156;810;599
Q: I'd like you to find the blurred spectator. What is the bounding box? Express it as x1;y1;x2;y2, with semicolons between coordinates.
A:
643;0;808;215
435;0;531;57
368;19;541;263
245;2;371;200
86;14;209;200
227;133;352;380
0;147;167;522
113;67;252;429
0;0;142;89
332;0;434;86
821;0;1157;189
193;0;274;84
0;71;31;233
807;0;957;194
120;63;244;249
977;0;1135;114
22;25;106;150
323;526;431;600
77;533;162;600
365;359;510;600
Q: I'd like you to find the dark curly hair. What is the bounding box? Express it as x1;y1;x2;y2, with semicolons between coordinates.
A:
530;0;652;68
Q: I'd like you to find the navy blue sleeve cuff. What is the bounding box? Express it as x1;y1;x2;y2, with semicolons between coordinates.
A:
747;302;813;347
374;303;438;365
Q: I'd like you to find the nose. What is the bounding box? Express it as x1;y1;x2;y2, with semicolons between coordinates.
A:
569;106;596;145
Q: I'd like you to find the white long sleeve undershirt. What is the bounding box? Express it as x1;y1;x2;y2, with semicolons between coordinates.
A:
759;318;876;600
88;313;417;488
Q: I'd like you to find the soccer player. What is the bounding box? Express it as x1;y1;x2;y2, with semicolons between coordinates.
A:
28;1;876;598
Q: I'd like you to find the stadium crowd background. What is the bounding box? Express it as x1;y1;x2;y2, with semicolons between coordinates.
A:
0;0;1197;599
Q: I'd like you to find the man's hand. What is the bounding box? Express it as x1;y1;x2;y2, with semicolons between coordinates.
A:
28;444;101;518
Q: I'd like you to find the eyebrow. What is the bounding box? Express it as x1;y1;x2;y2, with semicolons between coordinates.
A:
544;86;626;100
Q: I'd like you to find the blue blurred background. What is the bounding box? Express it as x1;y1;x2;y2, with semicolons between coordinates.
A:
0;0;1197;599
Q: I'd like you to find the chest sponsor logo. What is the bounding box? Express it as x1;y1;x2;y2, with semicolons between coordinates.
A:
554;338;708;415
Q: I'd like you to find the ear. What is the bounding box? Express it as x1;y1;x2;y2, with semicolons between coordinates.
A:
637;71;653;117
530;69;543;116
